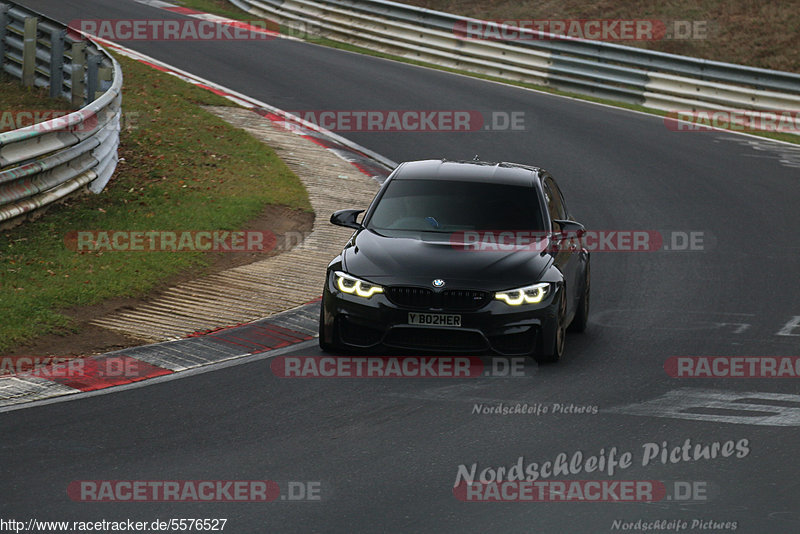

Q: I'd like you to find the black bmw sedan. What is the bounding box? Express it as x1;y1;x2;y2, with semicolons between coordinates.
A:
319;159;590;363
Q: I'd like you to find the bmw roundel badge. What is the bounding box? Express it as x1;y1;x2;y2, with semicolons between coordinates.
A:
432;279;445;288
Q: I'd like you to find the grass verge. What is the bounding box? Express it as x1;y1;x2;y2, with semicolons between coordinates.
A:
0;76;73;132
0;53;310;353
401;0;800;74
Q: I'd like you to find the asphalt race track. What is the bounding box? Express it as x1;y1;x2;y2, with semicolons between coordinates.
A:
3;1;800;532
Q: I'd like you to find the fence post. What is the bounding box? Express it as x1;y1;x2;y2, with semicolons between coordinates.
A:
86;53;100;102
21;16;38;87
70;41;86;106
98;63;112;88
48;27;65;99
0;4;9;71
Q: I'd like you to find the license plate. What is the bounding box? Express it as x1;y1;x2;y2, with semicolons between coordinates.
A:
408;312;462;327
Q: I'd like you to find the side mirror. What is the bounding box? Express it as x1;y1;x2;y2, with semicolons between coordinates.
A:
552;219;586;239
330;209;364;230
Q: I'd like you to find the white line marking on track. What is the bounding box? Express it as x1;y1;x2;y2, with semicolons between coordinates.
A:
608;388;800;426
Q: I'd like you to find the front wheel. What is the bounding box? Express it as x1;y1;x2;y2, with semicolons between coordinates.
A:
318;303;340;353
536;293;566;364
569;263;590;333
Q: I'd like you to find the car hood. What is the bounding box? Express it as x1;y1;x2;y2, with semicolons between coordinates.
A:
342;229;552;291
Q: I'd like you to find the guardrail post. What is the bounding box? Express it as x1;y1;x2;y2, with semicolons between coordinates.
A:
49;28;65;99
21;16;38;87
98;63;113;90
86;53;101;102
70;41;86;107
0;4;9;70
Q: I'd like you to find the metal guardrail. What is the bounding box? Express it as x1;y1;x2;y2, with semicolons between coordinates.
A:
230;0;800;128
0;1;122;225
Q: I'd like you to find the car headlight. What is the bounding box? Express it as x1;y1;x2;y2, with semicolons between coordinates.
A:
495;282;550;306
334;271;384;298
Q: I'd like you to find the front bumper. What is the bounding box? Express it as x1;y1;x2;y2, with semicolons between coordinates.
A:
321;276;562;356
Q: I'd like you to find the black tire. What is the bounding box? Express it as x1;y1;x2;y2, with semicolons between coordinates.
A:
569;263;590;333
318;303;339;353
536;293;566;364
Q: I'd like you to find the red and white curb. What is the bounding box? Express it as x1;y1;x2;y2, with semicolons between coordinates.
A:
0;301;320;410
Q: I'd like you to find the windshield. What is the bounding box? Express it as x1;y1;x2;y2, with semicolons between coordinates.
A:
365;179;545;235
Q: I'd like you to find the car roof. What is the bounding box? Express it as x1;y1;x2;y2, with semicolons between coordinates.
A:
390;159;544;187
